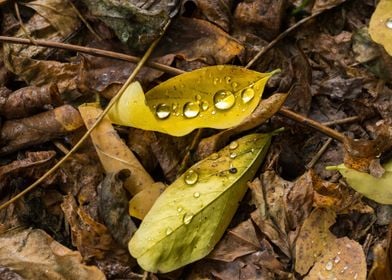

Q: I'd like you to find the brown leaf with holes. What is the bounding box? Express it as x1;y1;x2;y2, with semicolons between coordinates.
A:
0;105;83;155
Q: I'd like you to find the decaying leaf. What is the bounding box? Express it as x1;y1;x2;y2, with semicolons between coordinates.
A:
109;66;277;136
327;159;392;204
369;0;392;56
129;133;274;273
78;103;154;195
0;105;83;155
295;208;366;279
0;228;105;280
368;223;392;280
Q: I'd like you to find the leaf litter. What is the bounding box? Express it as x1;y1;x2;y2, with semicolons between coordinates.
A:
0;0;392;278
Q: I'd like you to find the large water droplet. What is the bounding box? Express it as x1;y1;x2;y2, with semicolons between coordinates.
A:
241;88;255;103
183;102;200;118
325;261;333;271
386;18;392;29
183;213;194;224
166;227;173;235
155;103;171;119
201;101;209;111
229;141;239;150
213;90;235;110
193;192;200;198
184;170;198;185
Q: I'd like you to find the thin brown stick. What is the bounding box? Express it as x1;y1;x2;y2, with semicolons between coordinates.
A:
306;138;333;169
245;1;347;69
0;20;172;211
13;1;37;45
0;36;184;76
322;116;360;126
278;107;345;142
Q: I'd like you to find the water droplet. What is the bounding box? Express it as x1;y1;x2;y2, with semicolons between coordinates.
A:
241;88;255;103
213;90;235;110
172;103;178;111
195;94;202;101
211;110;216;115
229;167;238;174
354;273;358;279
213;78;219;85
183;213;193;224
177;206;183;212
231;82;238;89
201;101;209;111
325;261;333;271
225;76;232;84
183;102;200;118
341;266;348;273
184;170;198;185
166;227;173;235
210;153;219;160
229;141;239;150
250;148;255;153
155;103;171;119
334;256;341;263
230;152;237;159
386;18;392;29
193;192;200;198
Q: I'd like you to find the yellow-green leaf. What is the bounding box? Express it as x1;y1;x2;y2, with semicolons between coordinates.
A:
128;133;273;273
369;0;392;56
109;66;276;136
327;160;392;204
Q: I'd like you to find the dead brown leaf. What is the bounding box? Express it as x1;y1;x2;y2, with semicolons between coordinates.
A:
368;223;392;280
0;105;83;155
193;0;233;32
0;228;105;280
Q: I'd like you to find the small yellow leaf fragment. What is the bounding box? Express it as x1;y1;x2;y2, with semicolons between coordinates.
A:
369;0;392;55
78;103;154;195
108;66;277;136
129;182;166;220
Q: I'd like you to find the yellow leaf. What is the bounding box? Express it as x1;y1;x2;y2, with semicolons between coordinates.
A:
369;0;392;56
129;182;166;220
108;66;277;136
78;103;154;195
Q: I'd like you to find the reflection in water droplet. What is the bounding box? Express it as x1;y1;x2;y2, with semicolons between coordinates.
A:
214;90;235;110
166;227;173;235
184;170;199;185
229;141;239;150
230;152;237;159
183;213;194;224
225;76;232;84
241;88;255;103
183;102;200;118
193;192;200;198
177;206;183;212
210;153;219;160
325;261;333;271
201;101;209;111
386;18;392;29
155;103;171;119
229;167;237;174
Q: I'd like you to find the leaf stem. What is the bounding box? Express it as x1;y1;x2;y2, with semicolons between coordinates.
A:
0;20;172;211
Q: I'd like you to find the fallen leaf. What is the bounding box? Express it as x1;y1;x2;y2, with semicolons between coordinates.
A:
196;93;287;159
0;84;61;119
368;223;392;280
295;208;366;279
327;159;392;204
129;133;273;273
0;105;83;155
369;0;392;56
98;171;137;247
78;103;154;195
0;228;105;280
109;66;276;136
193;0;233;32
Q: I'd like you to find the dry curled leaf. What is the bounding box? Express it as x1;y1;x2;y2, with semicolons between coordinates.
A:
109;66;276;136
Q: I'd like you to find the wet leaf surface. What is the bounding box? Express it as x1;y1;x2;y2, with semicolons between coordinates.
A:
369;0;392;56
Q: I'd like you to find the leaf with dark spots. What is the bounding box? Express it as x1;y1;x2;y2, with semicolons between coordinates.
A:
98;171;137;248
154;17;244;65
0;151;56;195
0;105;83;155
81;0;177;52
196;93;287;159
61;194;131;262
0;84;61;119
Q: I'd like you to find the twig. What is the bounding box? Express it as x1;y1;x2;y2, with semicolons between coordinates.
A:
0;20;172;211
245;1;347;69
306;138;333;169
278;107;345;143
0;36;184;76
322;116;360;126
13;1;37;45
